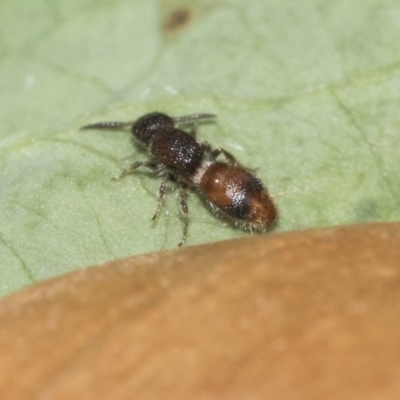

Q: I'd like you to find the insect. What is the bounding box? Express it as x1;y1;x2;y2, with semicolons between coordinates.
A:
81;112;277;245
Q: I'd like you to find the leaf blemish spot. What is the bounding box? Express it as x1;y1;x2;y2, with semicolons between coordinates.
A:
163;8;192;33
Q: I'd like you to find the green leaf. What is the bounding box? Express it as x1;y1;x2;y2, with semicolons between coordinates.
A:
1;0;400;296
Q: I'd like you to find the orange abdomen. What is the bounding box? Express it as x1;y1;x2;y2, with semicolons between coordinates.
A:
199;162;277;229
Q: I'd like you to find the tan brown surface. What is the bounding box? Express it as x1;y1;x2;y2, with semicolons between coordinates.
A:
1;223;400;399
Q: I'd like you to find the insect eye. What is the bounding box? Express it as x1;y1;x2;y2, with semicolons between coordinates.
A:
132;112;174;144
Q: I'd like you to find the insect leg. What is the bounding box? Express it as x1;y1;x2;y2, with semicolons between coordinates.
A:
188;127;197;138
177;185;189;247
210;148;238;165
113;161;158;181
201;141;212;153
151;174;169;222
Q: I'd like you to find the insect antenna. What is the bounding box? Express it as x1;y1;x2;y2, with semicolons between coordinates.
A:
172;113;217;126
80;121;134;131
